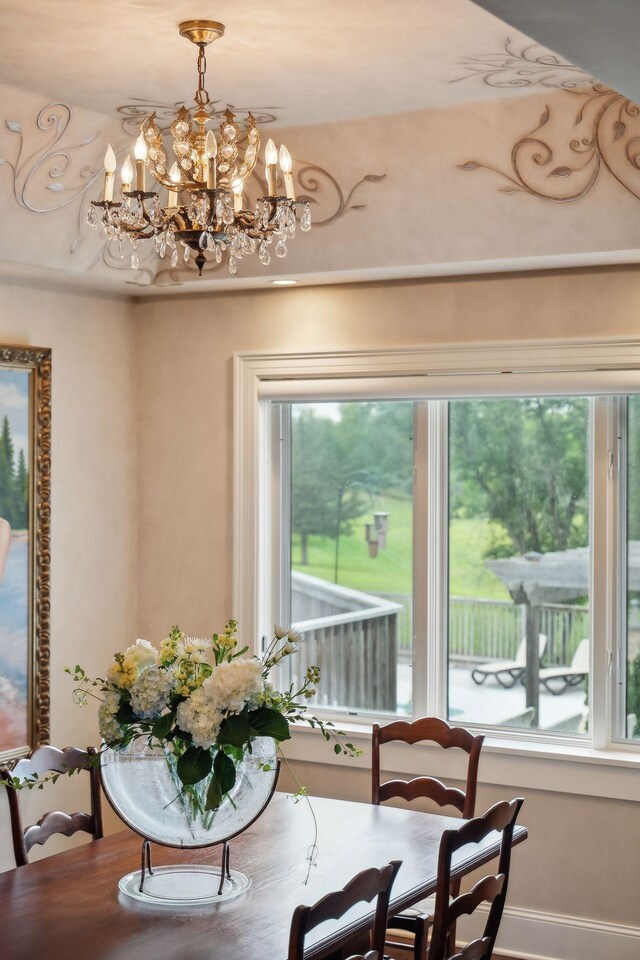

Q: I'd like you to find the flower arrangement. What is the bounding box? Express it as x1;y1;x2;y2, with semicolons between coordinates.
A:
64;621;358;815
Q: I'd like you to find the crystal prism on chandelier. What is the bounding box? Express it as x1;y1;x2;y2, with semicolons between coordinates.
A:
87;18;311;277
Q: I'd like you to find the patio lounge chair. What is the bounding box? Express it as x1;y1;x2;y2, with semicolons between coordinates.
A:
539;638;589;695
471;634;547;688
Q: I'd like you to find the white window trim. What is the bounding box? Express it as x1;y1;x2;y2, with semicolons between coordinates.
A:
233;337;640;800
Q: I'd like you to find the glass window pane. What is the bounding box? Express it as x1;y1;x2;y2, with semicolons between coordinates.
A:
287;401;413;716
625;397;640;740
448;397;590;734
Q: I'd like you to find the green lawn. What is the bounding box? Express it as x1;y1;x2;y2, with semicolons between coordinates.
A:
292;495;509;600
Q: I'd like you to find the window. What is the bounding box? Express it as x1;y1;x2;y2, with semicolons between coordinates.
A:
284;401;413;716
448;397;590;734
236;341;640;757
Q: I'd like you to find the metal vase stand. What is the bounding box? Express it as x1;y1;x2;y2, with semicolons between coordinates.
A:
106;759;281;908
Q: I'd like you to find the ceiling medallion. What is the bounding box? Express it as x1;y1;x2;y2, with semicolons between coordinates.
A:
87;19;311;276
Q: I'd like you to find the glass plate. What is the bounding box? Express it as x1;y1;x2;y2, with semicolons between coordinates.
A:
118;864;251;906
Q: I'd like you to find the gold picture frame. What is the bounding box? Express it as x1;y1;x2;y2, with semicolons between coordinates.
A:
0;344;51;762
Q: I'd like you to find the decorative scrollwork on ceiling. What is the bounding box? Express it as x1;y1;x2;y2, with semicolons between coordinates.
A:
0;103;102;253
456;39;640;204
453;37;593;91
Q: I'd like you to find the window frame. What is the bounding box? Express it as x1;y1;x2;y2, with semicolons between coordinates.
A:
233;338;640;794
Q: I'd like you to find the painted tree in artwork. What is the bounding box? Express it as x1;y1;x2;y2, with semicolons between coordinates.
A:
0;415;28;529
15;449;28;528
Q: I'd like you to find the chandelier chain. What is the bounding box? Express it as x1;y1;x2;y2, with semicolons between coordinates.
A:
195;44;210;106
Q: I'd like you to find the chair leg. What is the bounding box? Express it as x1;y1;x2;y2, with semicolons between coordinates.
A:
413;918;428;960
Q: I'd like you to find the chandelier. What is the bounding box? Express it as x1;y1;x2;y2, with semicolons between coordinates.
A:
87;19;311;276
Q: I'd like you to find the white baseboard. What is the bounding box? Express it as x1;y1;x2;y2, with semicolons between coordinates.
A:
459;904;640;960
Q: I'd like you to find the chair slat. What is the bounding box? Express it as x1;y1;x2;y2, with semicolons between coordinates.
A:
448;874;505;924
288;861;401;960
379;777;466;814
451;936;492;960
24;810;96;853
376;718;479;752
1;744;103;867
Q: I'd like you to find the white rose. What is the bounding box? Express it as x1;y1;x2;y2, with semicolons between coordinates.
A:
123;639;158;672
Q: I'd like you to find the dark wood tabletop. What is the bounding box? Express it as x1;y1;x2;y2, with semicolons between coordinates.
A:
0;793;527;960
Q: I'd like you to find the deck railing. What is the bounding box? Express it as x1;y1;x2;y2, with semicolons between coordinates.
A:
291;572;401;712
449;597;589;666
290;572;590;712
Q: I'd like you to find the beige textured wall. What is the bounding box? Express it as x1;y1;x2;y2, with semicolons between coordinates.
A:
136;265;640;638
0;281;137;870
135;266;640;927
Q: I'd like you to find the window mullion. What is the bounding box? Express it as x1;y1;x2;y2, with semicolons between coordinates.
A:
267;403;290;686
425;400;449;719
609;397;629;740
412;402;429;719
590;397;617;749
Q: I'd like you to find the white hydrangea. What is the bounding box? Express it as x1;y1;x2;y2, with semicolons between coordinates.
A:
130;664;175;719
176;686;224;749
204;658;264;714
98;688;124;743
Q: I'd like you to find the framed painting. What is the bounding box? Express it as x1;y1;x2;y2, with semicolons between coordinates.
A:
0;345;51;762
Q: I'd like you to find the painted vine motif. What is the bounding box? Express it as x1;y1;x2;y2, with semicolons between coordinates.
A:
456;39;640;203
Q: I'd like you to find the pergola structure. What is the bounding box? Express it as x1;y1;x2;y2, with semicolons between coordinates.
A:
485;544;640;722
485;547;593;724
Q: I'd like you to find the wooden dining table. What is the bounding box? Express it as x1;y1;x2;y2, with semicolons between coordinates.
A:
0;792;527;960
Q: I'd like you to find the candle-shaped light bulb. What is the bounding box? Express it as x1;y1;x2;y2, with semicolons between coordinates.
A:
167;162;181;208
205;130;217;188
134;132;147;191
232;178;244;213
120;155;133;193
279;144;296;201
278;144;292;173
134;132;148;161
265;138;278;195
206;130;218;158
265;139;278;166
103;143;116;202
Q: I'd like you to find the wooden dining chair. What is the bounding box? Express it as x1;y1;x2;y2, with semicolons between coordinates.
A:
427;797;524;960
288;860;402;960
0;744;103;867
372;717;484;960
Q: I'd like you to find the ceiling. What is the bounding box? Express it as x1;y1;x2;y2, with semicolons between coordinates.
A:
474;1;640;105
0;0;576;126
3;0;640;294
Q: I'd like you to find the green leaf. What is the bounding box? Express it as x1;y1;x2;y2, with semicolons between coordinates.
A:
334;743;342;755
248;707;291;742
152;711;174;739
176;746;212;786
206;774;223;812
218;710;252;748
173;726;194;744
115;702;138;724
214;750;236;794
